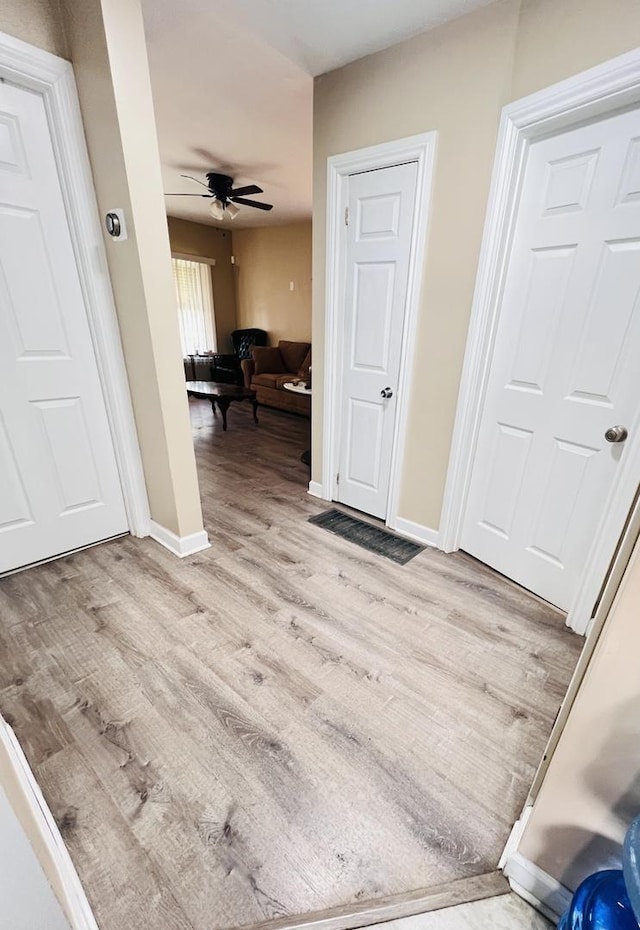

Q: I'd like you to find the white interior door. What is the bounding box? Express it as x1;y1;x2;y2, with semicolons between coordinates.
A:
0;80;128;573
337;161;418;519
462;106;640;611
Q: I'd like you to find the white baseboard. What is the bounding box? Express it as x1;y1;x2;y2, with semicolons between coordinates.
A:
0;717;99;930
498;807;532;870
503;852;572;924
149;520;211;557
388;516;440;548
308;481;326;499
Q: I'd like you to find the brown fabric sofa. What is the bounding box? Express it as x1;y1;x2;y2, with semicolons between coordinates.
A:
241;341;311;416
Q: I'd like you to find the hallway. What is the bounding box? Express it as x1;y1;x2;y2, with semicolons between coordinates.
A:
0;400;581;930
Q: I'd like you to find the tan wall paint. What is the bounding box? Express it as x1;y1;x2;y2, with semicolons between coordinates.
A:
60;0;204;538
519;539;640;890
512;0;640;101
313;0;640;529
313;0;520;525
233;223;312;346
167;217;237;352
0;0;67;58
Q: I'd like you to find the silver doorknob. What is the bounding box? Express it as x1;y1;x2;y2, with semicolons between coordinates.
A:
380;387;393;399
605;425;628;443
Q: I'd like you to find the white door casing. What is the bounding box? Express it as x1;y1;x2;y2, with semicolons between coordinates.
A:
320;132;437;540
0;79;129;571
440;48;640;632
461;106;640;611
0;30;150;555
337;162;419;519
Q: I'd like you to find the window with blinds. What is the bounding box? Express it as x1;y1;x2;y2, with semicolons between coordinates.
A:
171;257;216;355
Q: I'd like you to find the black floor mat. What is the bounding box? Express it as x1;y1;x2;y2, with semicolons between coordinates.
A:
308;508;424;564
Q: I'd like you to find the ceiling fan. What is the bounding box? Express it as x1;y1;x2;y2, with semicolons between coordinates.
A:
164;172;273;220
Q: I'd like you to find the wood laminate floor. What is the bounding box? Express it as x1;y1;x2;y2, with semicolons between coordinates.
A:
0;400;582;930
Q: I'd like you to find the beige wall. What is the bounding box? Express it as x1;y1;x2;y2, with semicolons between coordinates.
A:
167;217;237;352
0;0;67;58
313;0;640;529
233;222;312;346
60;0;204;538
512;0;640;100
519;539;640;890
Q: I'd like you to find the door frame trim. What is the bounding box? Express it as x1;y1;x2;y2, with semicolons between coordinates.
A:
439;47;640;633
0;30;150;537
321;132;437;529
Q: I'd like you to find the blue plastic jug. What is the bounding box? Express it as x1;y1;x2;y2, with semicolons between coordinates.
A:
557;816;640;930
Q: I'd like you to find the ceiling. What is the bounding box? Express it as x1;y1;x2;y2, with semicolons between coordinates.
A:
142;0;493;229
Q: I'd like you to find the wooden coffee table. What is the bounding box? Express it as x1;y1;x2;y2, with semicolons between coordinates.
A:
186;381;258;431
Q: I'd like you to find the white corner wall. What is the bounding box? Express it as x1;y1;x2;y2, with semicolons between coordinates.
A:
0;784;70;930
516;537;640;891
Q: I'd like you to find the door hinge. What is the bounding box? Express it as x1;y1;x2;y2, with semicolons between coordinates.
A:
336;472;340;485
344;207;349;226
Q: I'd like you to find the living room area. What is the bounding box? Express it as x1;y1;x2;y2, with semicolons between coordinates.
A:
169;215;312;467
144;0;316;516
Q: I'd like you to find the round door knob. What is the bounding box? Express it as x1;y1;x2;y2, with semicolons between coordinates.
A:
605;425;628;443
380;387;393;399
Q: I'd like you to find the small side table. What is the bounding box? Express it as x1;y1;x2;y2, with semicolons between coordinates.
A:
283;381;311;466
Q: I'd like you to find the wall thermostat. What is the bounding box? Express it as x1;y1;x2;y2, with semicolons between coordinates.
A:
105;208;127;241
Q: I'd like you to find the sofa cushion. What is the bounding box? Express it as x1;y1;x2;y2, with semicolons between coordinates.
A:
252;372;283;388
253;346;286;375
278;341;310;373
298;348;311;379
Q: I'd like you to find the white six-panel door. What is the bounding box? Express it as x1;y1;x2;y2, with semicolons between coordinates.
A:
337;162;418;519
0;80;128;573
462;106;640;611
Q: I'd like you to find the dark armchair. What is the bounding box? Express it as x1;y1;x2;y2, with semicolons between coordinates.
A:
232;328;268;359
211;328;268;385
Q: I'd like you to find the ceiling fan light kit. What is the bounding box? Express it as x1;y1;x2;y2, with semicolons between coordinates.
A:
209;199;225;221
165;171;273;219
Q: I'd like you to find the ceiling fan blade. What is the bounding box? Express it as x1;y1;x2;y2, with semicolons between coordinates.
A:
230;184;262;197
164;193;213;197
180;173;213;192
231;197;273;211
